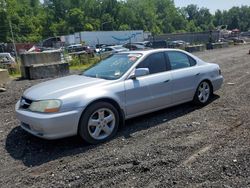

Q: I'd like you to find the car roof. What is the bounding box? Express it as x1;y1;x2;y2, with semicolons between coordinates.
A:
109;45;123;48
119;48;185;55
67;44;82;47
0;53;12;57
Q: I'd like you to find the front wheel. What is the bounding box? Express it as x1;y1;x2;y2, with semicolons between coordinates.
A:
79;102;119;144
193;81;212;105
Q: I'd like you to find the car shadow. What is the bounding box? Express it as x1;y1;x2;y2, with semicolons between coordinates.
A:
5;95;219;167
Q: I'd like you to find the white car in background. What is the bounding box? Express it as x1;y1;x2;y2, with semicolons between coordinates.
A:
100;45;129;53
0;53;16;65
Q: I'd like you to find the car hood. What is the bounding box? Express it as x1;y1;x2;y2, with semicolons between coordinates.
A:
23;75;108;100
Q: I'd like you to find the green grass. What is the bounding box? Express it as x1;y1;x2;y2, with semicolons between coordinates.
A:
9;72;21;78
69;55;100;72
69;63;95;71
0;63;21;79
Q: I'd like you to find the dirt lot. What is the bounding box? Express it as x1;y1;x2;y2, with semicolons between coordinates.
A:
0;45;250;187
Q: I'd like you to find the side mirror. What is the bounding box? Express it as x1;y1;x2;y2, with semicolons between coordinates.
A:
129;68;149;79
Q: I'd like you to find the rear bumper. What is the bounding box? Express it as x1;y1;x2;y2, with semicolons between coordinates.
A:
212;75;223;92
15;101;83;139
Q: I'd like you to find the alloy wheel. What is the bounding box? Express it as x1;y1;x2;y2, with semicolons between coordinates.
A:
87;108;116;140
198;82;210;103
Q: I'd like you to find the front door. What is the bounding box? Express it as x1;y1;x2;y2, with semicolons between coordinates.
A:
125;52;173;117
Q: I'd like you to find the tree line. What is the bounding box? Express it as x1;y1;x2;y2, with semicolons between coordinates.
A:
0;0;250;43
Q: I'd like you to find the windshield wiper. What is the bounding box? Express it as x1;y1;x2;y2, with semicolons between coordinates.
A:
82;74;97;78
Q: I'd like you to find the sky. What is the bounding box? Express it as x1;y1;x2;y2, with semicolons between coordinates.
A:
174;0;250;14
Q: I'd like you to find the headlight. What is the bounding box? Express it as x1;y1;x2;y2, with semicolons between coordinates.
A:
29;100;61;113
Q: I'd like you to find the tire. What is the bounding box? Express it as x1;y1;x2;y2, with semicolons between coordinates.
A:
79;102;119;144
193;81;212;105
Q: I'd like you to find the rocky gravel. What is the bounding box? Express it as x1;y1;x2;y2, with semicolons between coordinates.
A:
0;45;250;187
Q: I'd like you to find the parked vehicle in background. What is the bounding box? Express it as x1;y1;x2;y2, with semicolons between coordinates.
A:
227;37;246;44
151;40;168;48
0;53;16;65
151;40;190;49
16;49;223;144
218;38;234;43
99;45;129;54
28;45;57;52
122;43;147;50
96;44;107;49
95;44;113;53
28;37;63;53
132;41;152;47
0;43;6;53
170;40;190;48
66;44;82;52
66;44;94;55
0;53;17;71
95;44;102;53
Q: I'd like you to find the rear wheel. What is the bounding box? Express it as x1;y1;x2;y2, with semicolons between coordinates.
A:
193;81;211;105
79;102;119;144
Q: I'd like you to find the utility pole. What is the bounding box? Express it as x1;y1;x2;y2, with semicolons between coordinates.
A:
9;19;18;59
3;0;18;59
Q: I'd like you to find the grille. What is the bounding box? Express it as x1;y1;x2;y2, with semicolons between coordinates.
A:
20;97;33;109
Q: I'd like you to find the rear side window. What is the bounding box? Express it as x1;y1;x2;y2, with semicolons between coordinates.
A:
137;52;167;74
167;51;196;70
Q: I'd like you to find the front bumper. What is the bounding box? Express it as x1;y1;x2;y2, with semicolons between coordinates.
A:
15;101;84;139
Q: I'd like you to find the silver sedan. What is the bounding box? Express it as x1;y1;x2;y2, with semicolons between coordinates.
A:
15;49;223;144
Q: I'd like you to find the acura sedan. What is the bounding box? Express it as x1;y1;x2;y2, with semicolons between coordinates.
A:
16;49;223;144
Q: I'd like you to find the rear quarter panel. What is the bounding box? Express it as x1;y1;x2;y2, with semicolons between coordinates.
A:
196;62;223;92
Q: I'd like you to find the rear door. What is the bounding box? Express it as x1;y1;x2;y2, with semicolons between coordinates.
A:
166;51;199;103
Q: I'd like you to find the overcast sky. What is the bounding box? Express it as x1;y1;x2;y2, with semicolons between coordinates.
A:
174;0;250;13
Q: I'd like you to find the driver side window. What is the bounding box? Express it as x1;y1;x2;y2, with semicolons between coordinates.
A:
137;52;167;74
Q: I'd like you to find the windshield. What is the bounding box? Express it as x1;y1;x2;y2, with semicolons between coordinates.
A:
83;53;142;80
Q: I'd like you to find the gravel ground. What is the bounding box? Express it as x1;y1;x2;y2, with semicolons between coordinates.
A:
0;45;250;188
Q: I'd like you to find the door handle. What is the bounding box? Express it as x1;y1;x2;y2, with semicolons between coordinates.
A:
195;73;200;76
163;79;170;83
